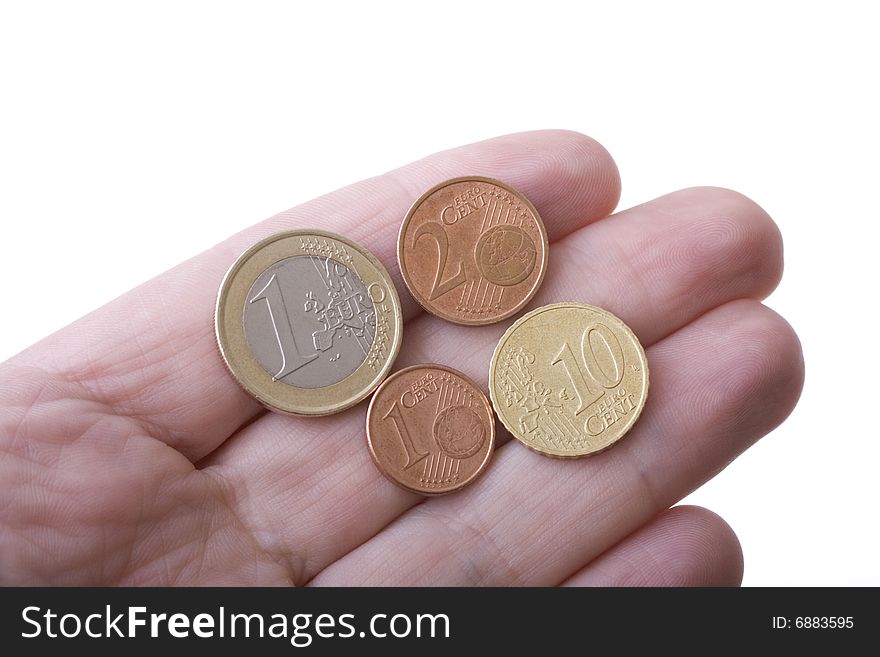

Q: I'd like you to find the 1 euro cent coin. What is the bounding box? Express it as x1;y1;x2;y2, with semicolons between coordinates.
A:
367;364;496;495
398;177;549;325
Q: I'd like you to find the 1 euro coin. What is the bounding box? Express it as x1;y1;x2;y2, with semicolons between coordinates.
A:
215;230;403;416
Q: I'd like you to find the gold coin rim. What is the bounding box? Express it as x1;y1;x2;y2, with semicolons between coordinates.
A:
397;176;549;326
488;302;650;458
215;229;403;416
366;363;496;495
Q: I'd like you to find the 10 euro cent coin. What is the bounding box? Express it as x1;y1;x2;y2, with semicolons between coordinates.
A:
489;302;649;458
215;229;403;416
367;364;495;495
398;177;549;325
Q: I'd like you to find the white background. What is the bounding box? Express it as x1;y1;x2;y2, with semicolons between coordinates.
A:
1;1;877;585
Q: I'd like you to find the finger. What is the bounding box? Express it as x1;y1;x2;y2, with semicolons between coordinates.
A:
7;130;621;460
398;186;784;368
562;505;743;587
205;188;784;584
311;300;804;585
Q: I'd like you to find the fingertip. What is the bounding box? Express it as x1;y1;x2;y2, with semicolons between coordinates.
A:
563;504;744;587
690;186;783;300
666;505;744;586
409;129;621;241
515;129;622;234
704;300;805;433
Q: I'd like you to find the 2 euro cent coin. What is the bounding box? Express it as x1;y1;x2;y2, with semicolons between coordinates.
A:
398;177;549;325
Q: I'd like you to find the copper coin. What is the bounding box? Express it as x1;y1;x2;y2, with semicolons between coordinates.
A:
366;364;496;495
397;176;549;325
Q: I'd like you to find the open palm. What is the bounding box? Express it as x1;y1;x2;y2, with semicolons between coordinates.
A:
0;131;803;586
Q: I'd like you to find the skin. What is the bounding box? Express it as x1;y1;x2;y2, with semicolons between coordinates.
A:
0;130;804;586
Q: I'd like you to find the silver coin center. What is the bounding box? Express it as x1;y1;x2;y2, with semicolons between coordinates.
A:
243;255;376;389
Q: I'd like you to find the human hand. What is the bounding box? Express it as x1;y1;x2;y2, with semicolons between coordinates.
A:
0;131;804;586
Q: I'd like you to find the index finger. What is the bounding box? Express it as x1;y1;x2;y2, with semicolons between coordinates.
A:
6;130;621;461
